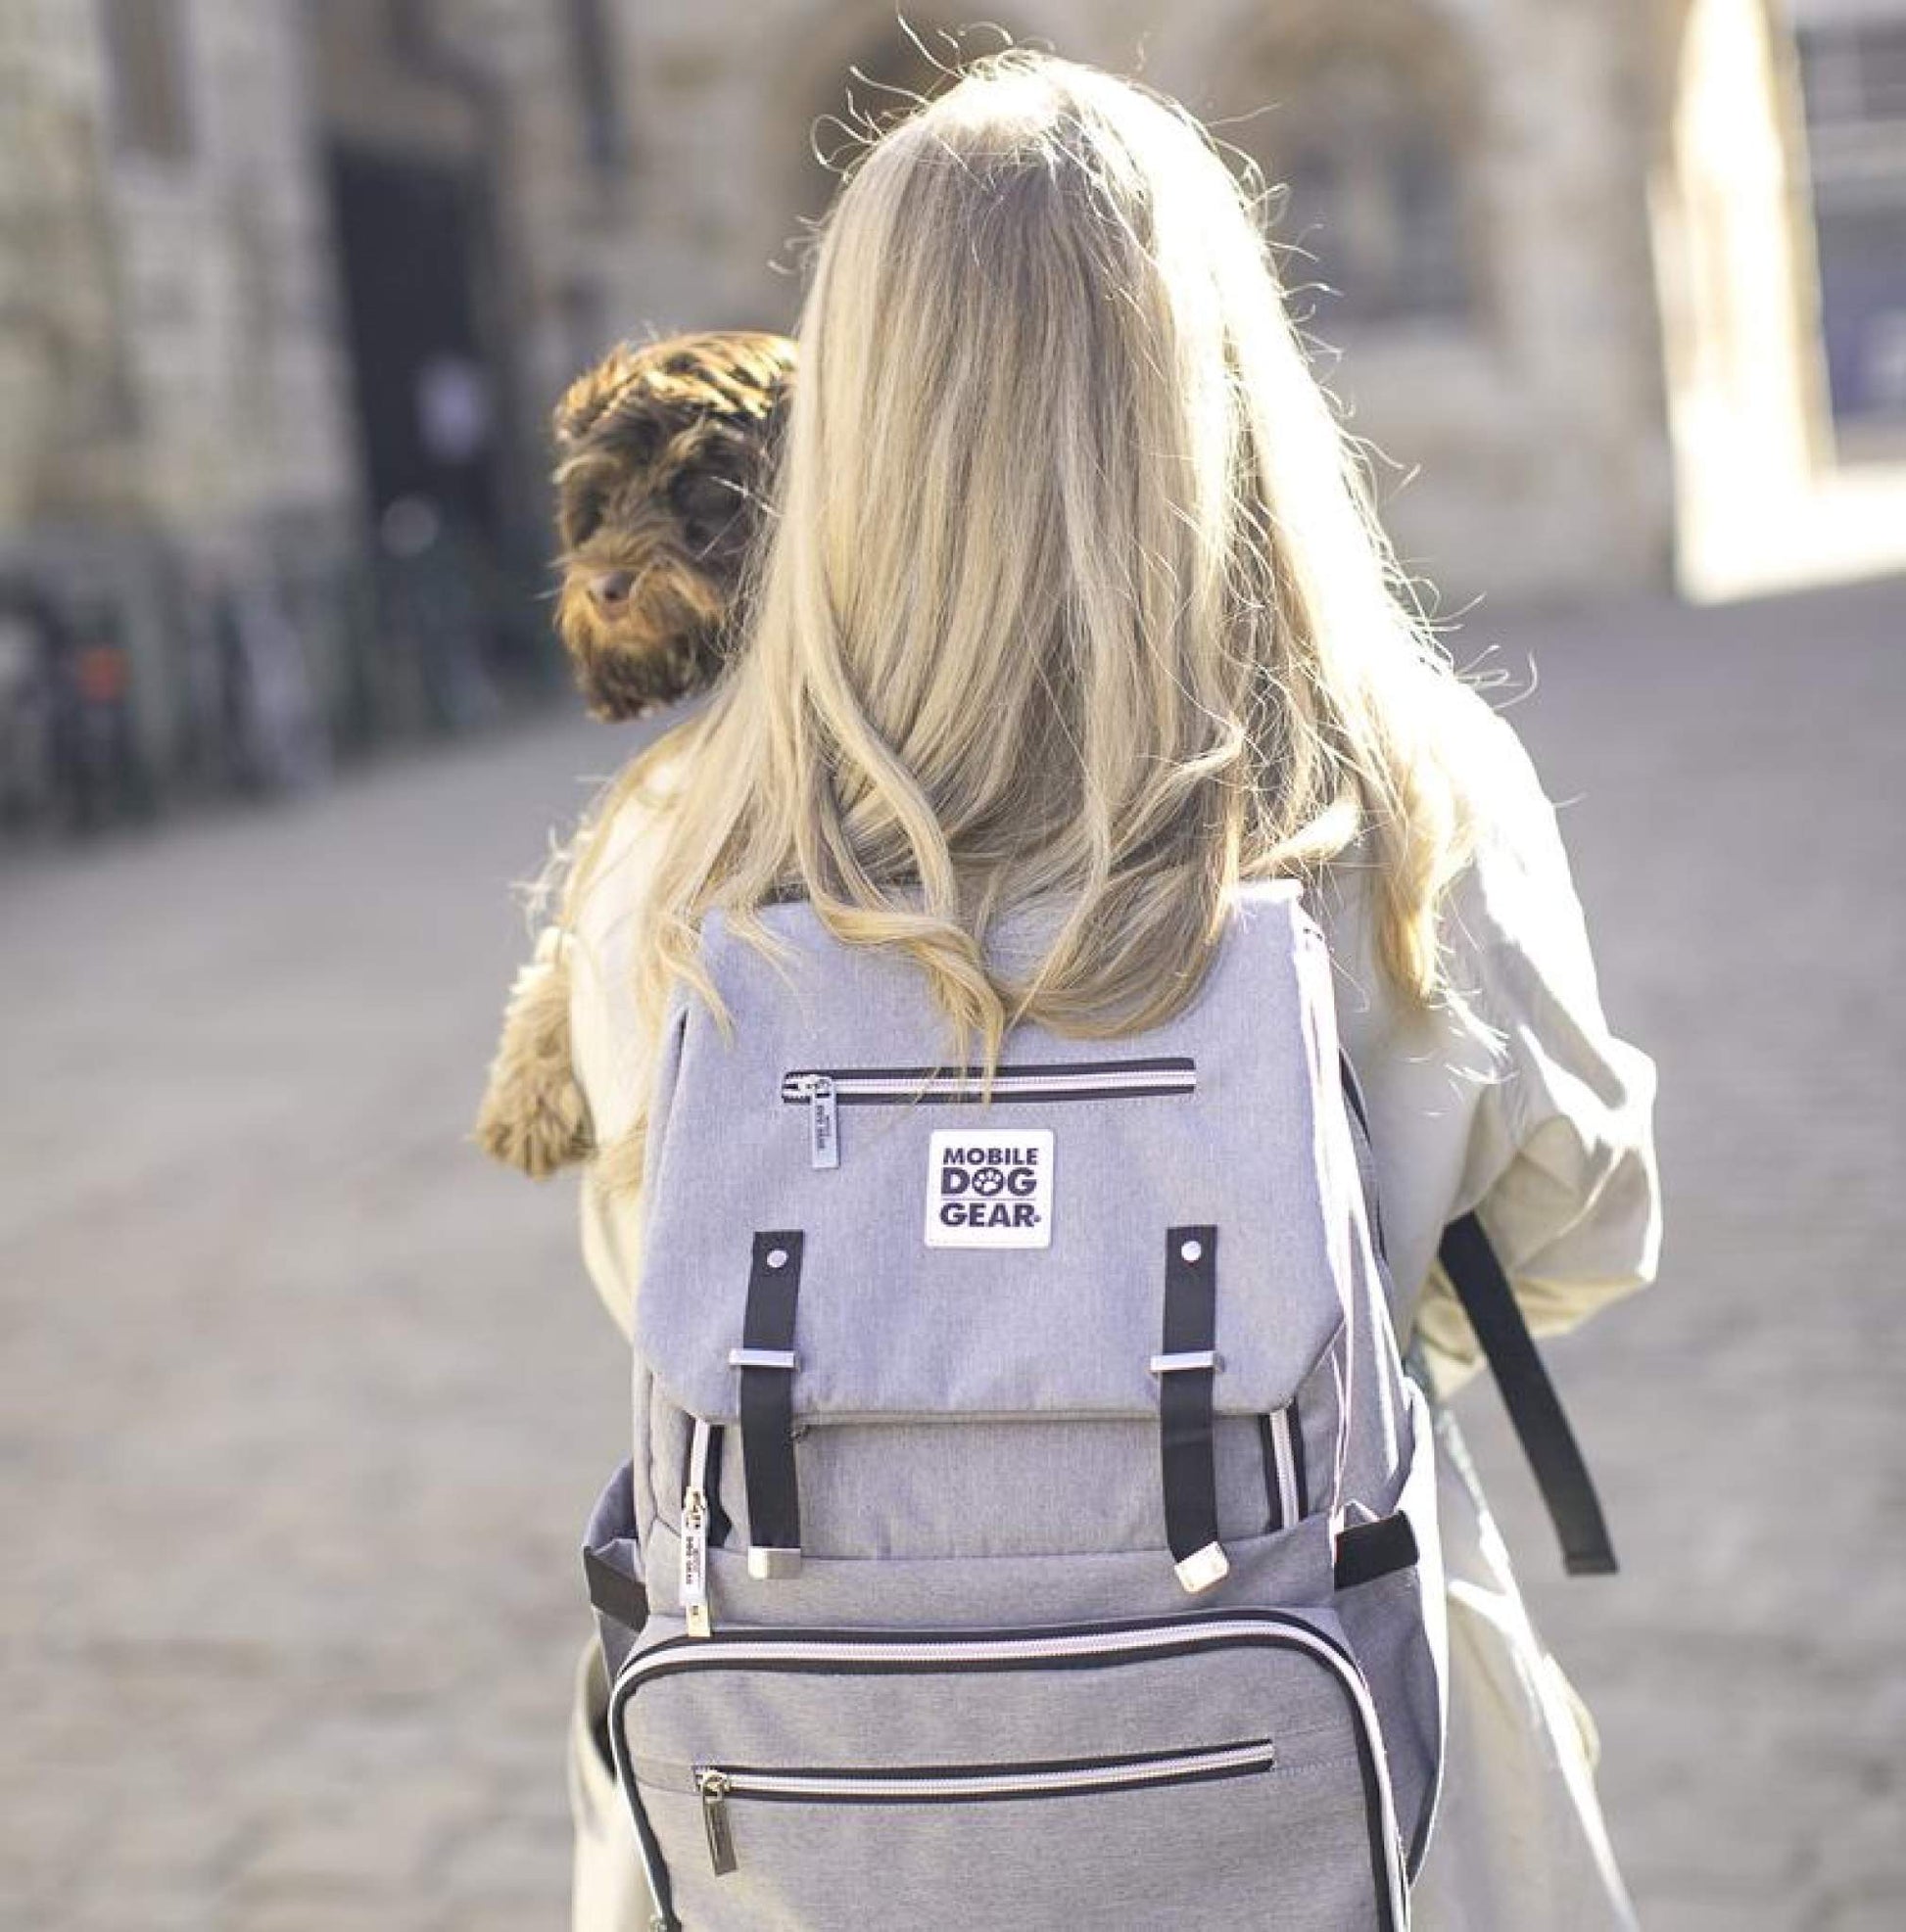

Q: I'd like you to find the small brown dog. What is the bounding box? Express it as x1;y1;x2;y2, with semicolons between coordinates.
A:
551;330;794;720
476;330;795;1178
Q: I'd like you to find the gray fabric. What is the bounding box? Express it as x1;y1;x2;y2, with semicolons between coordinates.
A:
643;1354;1342;1561
619;1607;1391;1932
642;1765;1378;1932
614;881;1445;1924
643;1510;1339;1632
581;1458;645;1683
1334;1379;1448;1871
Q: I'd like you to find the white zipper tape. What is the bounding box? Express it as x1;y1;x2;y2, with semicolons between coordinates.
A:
1268;1407;1301;1530
784;1062;1196;1167
713;1736;1277;1804
786;1066;1197;1102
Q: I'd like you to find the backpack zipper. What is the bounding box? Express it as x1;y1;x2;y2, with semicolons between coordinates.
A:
1266;1405;1302;1531
691;1736;1278;1876
782;1058;1197;1169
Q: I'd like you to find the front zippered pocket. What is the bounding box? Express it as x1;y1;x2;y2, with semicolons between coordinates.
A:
781;1057;1196;1168
691;1735;1278;1874
610;1608;1406;1932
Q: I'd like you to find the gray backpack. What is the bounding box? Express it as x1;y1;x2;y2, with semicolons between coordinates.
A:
581;882;1456;1929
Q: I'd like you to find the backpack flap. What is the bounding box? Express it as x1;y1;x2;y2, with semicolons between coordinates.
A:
633;884;1356;1437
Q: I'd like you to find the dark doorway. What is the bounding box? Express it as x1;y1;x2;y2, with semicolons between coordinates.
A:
325;145;523;730
326;146;500;539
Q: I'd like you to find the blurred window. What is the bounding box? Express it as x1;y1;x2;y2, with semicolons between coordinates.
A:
1795;20;1906;431
1224;16;1479;331
1798;22;1906;125
566;0;627;175
101;0;195;163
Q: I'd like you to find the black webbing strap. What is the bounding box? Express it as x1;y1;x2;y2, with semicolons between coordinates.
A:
737;1230;804;1576
583;1548;648;1632
1158;1225;1227;1592
1333;1511;1420;1591
1339;1051;1617;1578
1439;1213;1617;1576
703;1425;733;1548
1337;1051;1391;1269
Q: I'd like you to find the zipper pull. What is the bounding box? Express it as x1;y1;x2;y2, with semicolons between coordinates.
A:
681;1417;713;1638
681;1488;710;1638
795;1074;839;1169
696;1767;738;1875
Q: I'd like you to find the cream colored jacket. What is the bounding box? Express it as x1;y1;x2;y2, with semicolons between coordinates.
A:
560;704;1661;1931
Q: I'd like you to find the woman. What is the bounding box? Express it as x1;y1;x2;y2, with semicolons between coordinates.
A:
544;50;1659;1930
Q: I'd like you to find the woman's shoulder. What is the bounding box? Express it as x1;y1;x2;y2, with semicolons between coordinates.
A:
1434;678;1574;889
565;730;696;953
1433;685;1609;1025
1311;685;1573;1030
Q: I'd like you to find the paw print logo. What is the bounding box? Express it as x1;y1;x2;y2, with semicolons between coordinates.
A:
973;1166;1006;1197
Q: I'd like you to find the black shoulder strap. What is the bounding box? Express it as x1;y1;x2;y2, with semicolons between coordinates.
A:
1435;1214;1617;1575
1339;1055;1618;1578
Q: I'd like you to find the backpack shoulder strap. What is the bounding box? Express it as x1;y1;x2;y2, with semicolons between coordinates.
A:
1338;1054;1618;1579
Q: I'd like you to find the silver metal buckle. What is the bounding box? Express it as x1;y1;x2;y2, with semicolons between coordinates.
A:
727;1346;799;1371
746;1545;804;1580
1148;1348;1221;1375
1173;1540;1230;1594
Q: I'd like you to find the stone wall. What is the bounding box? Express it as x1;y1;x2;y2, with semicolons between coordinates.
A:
0;0;362;784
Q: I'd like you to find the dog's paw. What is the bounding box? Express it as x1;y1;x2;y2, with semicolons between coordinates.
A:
473;927;594;1179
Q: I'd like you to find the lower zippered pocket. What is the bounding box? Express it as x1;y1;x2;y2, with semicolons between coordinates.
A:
610;1609;1406;1932
689;1736;1278;1874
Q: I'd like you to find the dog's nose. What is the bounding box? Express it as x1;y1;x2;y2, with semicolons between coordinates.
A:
587;570;635;612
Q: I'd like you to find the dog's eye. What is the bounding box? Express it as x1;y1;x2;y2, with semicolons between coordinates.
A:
672;473;740;546
561;475;611;548
612;415;664;471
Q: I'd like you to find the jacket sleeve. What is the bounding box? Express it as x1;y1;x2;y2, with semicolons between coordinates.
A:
566;780;684;1345
1409;717;1663;1397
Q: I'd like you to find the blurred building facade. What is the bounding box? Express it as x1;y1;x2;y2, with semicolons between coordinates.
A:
0;0;1902;828
0;0;644;824
627;0;1906;606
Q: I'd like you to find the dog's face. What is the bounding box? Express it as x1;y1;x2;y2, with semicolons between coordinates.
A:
551;331;795;721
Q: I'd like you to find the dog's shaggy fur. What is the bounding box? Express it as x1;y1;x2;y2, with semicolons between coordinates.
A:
473;926;593;1178
475;331;794;1179
551;330;793;721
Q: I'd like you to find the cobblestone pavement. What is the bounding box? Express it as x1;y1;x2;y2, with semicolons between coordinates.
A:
4;576;1902;1930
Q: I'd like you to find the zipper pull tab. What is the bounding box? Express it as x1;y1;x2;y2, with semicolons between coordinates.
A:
681;1417;713;1638
681;1488;710;1638
696;1768;737;1875
804;1075;839;1169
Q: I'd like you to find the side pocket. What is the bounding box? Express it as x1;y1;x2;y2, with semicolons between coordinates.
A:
582;1458;648;1686
1332;1376;1448;1882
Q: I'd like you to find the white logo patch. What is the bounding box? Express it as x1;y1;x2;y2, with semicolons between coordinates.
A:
924;1128;1054;1249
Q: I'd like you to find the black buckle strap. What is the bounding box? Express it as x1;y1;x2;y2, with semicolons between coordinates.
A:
1438;1213;1618;1577
736;1230;804;1579
583;1547;649;1632
1332;1510;1420;1591
1157;1225;1228;1593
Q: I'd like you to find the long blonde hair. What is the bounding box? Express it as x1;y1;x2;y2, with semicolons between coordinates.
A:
571;49;1485;1090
